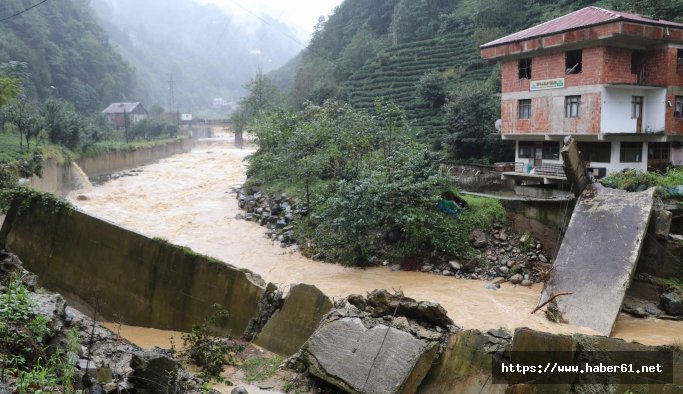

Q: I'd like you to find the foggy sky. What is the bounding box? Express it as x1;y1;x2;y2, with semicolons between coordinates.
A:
194;0;343;44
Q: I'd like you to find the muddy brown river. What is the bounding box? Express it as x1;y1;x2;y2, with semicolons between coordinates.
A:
69;142;682;346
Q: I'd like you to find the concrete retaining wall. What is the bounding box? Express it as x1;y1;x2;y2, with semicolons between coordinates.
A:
502;200;572;257
77;138;192;178
29;158;77;196
0;201;263;336
29;139;193;196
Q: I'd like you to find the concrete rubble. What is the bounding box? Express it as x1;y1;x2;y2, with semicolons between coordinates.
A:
295;290;453;394
255;283;333;356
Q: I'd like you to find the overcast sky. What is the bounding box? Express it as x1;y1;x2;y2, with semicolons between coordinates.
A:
194;0;343;44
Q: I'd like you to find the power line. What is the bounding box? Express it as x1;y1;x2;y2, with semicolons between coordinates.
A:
0;0;52;23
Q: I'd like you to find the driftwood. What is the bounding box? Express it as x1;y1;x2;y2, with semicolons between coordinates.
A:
531;292;573;314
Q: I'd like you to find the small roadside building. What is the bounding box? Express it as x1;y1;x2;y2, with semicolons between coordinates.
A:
102;102;148;128
481;6;683;176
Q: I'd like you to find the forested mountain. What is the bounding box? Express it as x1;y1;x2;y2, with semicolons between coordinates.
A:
90;0;303;112
279;0;683;158
0;0;139;113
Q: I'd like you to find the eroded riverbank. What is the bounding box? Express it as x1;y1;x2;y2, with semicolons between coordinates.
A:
68;144;682;345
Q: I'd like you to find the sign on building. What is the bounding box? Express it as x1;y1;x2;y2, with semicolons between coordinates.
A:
181;114;193;121
530;78;565;91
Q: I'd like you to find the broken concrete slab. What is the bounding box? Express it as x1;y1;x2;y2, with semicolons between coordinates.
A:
561;136;590;197
301;317;438;394
418;330;507;394
254;283;332;356
540;183;655;336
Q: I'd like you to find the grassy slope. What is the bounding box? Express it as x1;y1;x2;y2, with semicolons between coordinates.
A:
0;132;181;164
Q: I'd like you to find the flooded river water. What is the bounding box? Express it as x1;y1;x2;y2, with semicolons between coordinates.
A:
69;142;682;346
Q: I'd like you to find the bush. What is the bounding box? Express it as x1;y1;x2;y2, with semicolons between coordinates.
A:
601;167;683;198
248;100;506;266
180;305;243;382
0;273;52;380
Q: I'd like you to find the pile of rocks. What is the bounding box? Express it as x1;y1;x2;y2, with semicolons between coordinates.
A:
416;222;549;286
235;186;304;249
235;185;550;286
0;251;215;394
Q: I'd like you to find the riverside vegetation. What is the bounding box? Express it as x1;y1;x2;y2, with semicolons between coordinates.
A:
245;100;505;267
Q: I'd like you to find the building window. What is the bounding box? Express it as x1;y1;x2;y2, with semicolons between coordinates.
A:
566;50;582;74
518;99;531;119
678;49;683;73
577;142;611;163
648;142;670;160
542;142;560;160
518;58;532;79
631;96;643;119
565;96;580;118
518;141;534;158
631;51;645;74
675;96;683;118
620;142;643;162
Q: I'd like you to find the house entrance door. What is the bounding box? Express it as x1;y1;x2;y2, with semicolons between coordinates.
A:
534;142;543;167
632;96;643;133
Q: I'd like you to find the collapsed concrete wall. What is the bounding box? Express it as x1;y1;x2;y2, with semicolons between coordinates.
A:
0;200;263;336
254;283;333;356
29;139;193;196
1;201;680;393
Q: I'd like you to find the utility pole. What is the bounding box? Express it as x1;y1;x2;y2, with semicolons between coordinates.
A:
168;73;176;115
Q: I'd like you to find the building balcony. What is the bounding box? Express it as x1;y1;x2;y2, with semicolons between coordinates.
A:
600;85;666;134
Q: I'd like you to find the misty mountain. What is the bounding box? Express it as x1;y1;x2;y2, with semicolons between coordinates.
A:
0;0;139;113
90;0;303;112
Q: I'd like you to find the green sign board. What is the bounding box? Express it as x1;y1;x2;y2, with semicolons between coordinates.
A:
530;78;565;91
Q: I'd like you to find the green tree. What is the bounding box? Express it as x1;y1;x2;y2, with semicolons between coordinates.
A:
42;99;84;149
442;82;512;162
1;99;44;150
241;70;281;118
0;77;22;108
415;70;447;109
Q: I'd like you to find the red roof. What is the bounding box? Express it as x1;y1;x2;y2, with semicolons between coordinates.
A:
481;6;683;48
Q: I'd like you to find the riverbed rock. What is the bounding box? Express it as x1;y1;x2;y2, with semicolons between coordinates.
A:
468;229;488;248
660;292;683;315
300;317;438;394
509;274;523;285
365;289;453;327
448;261;461;271
231;387;248;394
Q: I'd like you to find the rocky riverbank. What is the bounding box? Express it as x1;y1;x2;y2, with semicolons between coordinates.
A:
0;250;213;394
234;186;549;286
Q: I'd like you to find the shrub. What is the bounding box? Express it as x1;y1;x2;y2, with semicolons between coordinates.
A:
248;100;506;266
180;305;243;382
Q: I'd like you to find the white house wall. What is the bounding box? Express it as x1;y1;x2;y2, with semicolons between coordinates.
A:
600;87;666;134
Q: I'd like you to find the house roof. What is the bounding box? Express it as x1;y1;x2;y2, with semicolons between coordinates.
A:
481;6;683;48
102;102;144;114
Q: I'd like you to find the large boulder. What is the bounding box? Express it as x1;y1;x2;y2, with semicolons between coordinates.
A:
301;317;438;394
469;229;488;248
660;292;683;315
297;291;452;394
